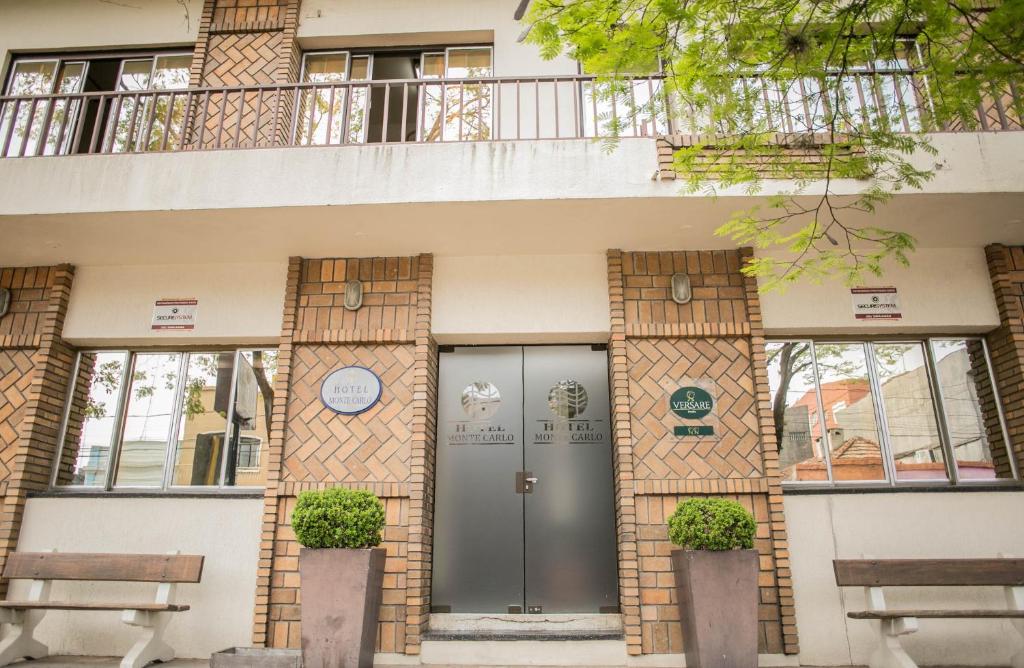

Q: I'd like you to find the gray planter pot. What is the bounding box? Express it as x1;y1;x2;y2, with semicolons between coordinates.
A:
672;548;759;668
299;547;387;668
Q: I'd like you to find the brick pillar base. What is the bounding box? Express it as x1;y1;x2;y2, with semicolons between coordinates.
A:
606;249;797;655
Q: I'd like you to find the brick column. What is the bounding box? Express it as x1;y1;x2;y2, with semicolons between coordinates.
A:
188;0;303;148
607;250;642;655
0;265;75;592
983;244;1024;475
606;249;798;656
253;255;436;654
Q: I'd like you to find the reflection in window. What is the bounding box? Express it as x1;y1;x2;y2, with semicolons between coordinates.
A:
56;349;277;490
108;55;191;153
55;351;128;486
299;52;371;145
765;342;819;482
227;350;277;486
932;339;1014;480
115;353;181;487
1;60;87;157
172;352;234;486
769;337;1016;486
815;343;885;481
421;47;493;141
873;343;946;480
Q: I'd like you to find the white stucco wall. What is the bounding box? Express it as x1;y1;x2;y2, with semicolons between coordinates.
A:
297;0;575;77
432;254;610;343
13;496;263;659
0;0;201;72
759;247;1000;334
785;491;1024;667
63;263;287;346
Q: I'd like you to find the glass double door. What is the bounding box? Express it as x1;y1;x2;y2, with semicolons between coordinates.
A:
432;346;618;614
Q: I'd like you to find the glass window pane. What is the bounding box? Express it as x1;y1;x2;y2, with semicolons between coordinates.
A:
42;62;87;156
55;352;128;486
444;49;492;141
299;52;353;145
446;48;492;78
1;60;58;157
814;343;886;481
873;343;947;481
932;339;1014;480
225;350;278;487
171;353;234;486
118;59;153;91
766;342;827;482
151;55;191;90
420;53;445;141
347;56;371;143
303;52;349;83
115;353;180;487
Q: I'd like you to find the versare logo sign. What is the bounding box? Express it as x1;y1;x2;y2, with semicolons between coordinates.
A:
670;386;714;419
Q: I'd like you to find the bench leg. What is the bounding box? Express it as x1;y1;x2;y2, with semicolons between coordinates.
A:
1010;618;1024;668
868;617;919;668
120;610;173;668
0;610;48;667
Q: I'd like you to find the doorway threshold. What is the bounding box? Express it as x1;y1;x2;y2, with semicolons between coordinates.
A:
426;613;624;641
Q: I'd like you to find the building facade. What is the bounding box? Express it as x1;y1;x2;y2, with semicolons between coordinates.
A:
1;1;1023;665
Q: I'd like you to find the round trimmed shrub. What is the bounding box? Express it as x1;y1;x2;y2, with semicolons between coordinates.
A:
667;498;756;551
292;487;385;549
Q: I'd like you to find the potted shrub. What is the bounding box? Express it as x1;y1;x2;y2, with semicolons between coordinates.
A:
668;497;759;668
292;487;386;668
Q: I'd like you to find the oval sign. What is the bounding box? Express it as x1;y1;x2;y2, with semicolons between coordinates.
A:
320;366;383;415
670;386;714;420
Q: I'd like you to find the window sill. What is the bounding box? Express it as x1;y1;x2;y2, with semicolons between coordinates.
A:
782;482;1024;495
30;488;265;499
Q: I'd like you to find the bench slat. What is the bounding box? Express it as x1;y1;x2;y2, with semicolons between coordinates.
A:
3;553;204;583
834;559;1024;586
849;609;1024;619
0;601;190;612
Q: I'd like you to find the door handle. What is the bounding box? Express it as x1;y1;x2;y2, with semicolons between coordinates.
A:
515;471;537;494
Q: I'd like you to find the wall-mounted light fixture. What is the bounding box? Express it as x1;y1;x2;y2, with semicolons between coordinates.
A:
671;273;692;304
0;288;10;318
343;280;364;311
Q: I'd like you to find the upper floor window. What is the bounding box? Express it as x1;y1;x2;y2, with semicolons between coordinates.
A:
1;51;190;157
297;46;493;145
767;337;1018;487
53;348;277;491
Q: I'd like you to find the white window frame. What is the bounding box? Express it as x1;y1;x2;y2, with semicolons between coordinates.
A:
768;336;1018;489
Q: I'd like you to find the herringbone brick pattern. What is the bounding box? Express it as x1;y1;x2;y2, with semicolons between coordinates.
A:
258;255;435;654
0;350;34;496
628;337;763;480
203;32;281;87
983;244;1024;477
610;248;794;655
283;344;414;484
636;492;782;654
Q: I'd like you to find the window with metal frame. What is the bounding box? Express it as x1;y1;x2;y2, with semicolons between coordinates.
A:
52;348;278;491
0;51;191;157
766;337;1017;486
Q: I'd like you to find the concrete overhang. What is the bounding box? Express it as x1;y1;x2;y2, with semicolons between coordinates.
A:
1;133;1023;265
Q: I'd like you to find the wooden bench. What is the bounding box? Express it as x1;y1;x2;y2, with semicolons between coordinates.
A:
0;551;204;668
834;558;1024;668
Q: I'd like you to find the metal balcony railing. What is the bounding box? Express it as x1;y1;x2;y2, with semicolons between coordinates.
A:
0;73;1020;158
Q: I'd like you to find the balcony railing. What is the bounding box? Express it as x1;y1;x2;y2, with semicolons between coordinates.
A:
0;73;1020;158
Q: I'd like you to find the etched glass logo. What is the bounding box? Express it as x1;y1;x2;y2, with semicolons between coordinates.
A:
548;379;589;419
461;382;501;419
